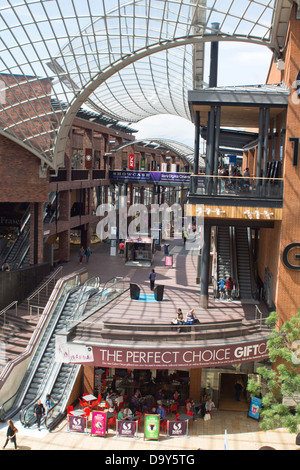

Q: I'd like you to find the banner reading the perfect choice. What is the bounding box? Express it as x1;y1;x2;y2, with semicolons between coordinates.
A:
87;340;269;369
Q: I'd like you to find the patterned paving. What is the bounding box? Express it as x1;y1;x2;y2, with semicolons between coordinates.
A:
61;240;269;328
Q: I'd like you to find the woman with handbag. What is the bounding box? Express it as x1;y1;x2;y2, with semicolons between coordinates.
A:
2;420;18;449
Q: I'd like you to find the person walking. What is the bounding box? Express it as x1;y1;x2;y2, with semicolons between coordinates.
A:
34;399;45;431
205;396;215;419
218;277;226;299
119;240;125;257
149;269;156;291
45;394;57;415
2;420;18;449
225;277;234;300
235;378;244;402
78;246;85;264
85;246;91;263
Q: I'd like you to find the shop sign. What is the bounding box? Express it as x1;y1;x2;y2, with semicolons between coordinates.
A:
168;420;187;437
88;340;269;369
282;243;300;270
129;154;135;169
248;397;262;420
55;342;94;364
144;414;160;440
68;415;86;433
91;411;107;437
117;420;137;438
109;170;200;186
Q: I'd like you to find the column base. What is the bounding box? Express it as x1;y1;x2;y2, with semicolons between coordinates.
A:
199;294;208;309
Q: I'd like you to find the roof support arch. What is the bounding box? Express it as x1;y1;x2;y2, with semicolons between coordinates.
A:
53;34;270;169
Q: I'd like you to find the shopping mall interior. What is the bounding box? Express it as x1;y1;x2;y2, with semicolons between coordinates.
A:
0;0;299;452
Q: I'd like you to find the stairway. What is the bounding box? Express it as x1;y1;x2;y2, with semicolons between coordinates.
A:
0;270;61;367
235;227;253;299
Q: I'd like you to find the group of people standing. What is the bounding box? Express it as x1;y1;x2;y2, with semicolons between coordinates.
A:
78;246;91;264
218;276;234;300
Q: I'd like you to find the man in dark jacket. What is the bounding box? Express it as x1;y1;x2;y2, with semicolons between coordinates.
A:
34;399;45;431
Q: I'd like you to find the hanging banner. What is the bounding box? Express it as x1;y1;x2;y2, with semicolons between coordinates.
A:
68;415;86;433
117;420;137;438
168;420;187;437
248;397;262;420
129;154;135;169
85;148;93;169
144;414;160;440
91;411;107;437
87;340;269;369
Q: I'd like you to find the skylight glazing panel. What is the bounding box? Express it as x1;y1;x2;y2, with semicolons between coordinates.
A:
0;0;291;169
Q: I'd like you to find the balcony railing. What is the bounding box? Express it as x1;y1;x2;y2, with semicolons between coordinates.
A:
190;175;284;203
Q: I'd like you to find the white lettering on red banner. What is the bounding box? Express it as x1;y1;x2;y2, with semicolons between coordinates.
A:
129;154;135;169
65;341;269;369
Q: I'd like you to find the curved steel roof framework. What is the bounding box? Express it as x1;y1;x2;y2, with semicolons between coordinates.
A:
112;137;205;167
0;0;296;171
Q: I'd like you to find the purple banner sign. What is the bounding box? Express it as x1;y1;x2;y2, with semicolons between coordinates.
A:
87;340;269;369
109;170;201;185
117;420;137;437
68;415;86;433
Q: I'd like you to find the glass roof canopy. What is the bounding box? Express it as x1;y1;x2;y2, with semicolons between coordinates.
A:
0;0;295;171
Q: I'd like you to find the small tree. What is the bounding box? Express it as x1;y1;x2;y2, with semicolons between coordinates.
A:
247;311;300;434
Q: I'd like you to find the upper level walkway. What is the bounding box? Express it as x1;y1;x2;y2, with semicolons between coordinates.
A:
60;238;271;351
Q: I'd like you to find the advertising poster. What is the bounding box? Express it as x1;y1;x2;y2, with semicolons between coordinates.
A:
144;414;160;440
129;154;135;169
248;397;262;420
168;420;187;437
165;255;173;266
91;411;107;437
117;420;137;438
68;415;86;433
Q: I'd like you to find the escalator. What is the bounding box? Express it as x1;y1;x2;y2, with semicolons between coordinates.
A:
2;206;30;269
235;227;256;300
216;226;231;282
19;289;81;415
2;192;60;270
216;225;257;300
3;277;100;429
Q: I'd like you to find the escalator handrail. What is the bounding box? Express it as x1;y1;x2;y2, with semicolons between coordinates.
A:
231;227;240;299
45;364;81;431
66;276;101;326
17;287;80;425
18;283;99;427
